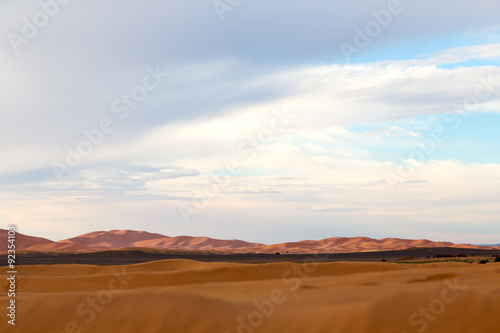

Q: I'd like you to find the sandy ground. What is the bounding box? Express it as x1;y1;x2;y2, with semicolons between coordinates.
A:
1;259;500;333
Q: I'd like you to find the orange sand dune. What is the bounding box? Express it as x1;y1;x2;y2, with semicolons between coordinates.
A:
0;229;54;250
58;230;168;249
23;242;104;252
134;236;264;252
1;259;499;332
1;228;496;254
259;237;491;253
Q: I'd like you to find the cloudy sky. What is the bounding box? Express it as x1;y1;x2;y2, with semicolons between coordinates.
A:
1;0;500;244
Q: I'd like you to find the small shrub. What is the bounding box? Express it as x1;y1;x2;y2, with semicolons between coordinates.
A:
495;257;500;263
478;259;489;264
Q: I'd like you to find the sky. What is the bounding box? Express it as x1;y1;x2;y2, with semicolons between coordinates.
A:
1;0;500;245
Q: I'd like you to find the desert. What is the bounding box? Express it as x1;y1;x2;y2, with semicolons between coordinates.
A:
3;2;500;332
2;229;500;332
2;258;500;333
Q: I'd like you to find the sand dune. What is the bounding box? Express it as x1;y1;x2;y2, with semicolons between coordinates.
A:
259;237;489;253
2;259;499;332
0;229;54;251
22;242;103;252
1;229;496;254
134;236;264;252
59;230;168;249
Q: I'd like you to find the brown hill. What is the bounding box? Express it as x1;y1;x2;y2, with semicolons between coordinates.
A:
258;237;489;253
59;229;168;249
24;241;103;252
0;229;496;253
34;230;264;253
0;228;54;251
134;236;264;252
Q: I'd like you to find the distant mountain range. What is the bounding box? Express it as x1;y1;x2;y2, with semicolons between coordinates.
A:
1;229;498;254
